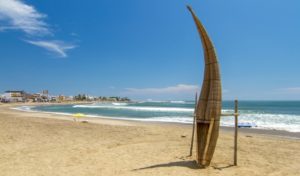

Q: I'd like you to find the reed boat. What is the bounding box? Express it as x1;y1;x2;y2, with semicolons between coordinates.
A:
187;5;222;167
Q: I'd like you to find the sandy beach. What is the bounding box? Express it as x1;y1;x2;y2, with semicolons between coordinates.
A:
0;103;299;176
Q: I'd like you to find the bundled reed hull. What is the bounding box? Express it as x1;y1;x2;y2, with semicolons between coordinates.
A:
187;6;222;167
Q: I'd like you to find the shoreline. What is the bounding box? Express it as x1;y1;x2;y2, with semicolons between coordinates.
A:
4;102;300;139
1;102;300;175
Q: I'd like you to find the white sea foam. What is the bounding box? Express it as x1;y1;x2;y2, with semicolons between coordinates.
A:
169;101;186;104
221;113;300;132
73;104;194;112
134;114;300;132
144;100;166;103
11;106;35;112
112;102;128;106
141;100;192;104
12;106;75;116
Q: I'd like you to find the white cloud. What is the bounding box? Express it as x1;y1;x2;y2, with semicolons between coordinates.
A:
125;84;199;95
278;87;300;94
25;40;76;58
0;0;49;35
0;0;76;57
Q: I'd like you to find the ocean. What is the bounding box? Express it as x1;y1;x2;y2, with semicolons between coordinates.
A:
16;101;300;132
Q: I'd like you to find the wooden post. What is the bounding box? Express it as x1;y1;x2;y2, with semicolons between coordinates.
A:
189;93;198;156
234;100;238;166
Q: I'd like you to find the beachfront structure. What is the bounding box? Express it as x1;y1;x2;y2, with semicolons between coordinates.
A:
57;95;74;102
87;95;95;101
64;96;74;101
187;6;222;167
1;90;53;103
29;93;49;102
2;91;25;102
0;94;3;102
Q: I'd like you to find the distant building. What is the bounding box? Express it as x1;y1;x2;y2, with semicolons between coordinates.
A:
58;95;65;102
49;96;58;102
87;96;95;101
64;96;74;101
3;91;25;102
0;94;3;102
108;97;117;101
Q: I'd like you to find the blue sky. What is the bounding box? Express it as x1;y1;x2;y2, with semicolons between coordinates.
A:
0;0;299;100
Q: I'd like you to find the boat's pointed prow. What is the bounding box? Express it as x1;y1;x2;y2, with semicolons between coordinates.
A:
186;5;192;12
187;5;222;167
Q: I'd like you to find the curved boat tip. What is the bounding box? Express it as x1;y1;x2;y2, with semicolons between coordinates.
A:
186;5;193;12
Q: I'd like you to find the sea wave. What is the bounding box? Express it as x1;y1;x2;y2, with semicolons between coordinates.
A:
11;106;35;112
221;113;300;132
12;106;75;116
73;104;194;112
12;104;300;133
138;100;192;104
169;101;187;104
112;102;128;106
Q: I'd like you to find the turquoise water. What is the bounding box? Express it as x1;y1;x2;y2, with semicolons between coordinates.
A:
17;101;300;132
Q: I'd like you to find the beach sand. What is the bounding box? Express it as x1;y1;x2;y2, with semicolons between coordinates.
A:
0;104;299;176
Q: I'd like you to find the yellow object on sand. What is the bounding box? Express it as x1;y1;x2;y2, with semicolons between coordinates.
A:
73;113;85;118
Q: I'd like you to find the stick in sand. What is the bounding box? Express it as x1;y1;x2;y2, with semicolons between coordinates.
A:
189;92;198;156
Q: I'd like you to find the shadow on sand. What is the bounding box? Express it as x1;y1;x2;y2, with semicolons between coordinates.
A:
132;160;202;171
212;164;235;170
133;159;235;172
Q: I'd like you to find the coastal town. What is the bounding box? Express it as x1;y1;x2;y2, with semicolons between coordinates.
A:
0;90;130;103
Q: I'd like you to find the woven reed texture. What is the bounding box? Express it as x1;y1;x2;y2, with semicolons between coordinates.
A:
187;5;222;167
